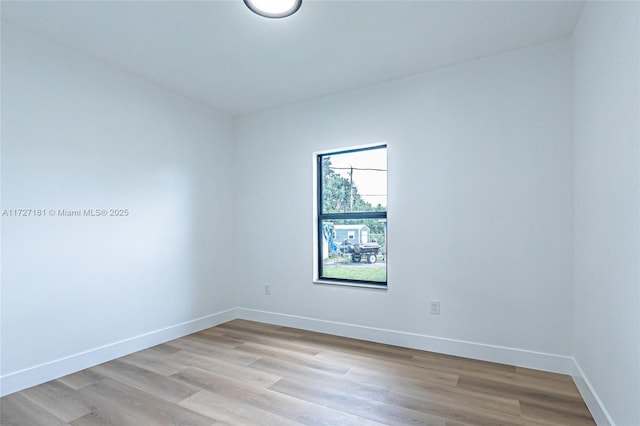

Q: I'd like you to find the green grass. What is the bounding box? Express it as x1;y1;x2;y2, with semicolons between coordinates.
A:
322;264;386;282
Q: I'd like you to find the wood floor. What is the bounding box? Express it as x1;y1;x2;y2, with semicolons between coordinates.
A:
1;319;595;426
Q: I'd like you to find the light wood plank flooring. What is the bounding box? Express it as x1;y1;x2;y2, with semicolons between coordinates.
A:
1;319;595;425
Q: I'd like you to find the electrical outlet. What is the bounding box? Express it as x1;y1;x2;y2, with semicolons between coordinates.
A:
264;283;271;296
430;300;440;315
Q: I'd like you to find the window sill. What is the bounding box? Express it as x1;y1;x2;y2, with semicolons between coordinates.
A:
313;279;387;290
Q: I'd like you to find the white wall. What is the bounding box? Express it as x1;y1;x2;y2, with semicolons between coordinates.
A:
234;39;574;368
573;2;640;425
0;23;236;394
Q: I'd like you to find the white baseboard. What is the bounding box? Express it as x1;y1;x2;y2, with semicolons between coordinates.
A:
0;308;237;397
572;360;615;426
235;307;575;375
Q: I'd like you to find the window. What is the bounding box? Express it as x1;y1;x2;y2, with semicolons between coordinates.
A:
316;145;387;287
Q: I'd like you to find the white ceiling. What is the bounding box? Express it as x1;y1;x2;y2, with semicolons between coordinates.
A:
1;0;585;116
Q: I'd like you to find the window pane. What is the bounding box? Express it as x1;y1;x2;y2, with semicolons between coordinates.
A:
321;148;387;214
320;219;387;283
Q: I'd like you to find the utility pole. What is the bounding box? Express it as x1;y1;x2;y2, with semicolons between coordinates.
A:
349;166;354;212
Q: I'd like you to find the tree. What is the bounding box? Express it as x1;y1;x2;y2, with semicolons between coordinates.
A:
322;157;376;214
322;157;352;213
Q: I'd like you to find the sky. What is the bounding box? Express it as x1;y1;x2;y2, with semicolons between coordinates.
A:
328;147;387;208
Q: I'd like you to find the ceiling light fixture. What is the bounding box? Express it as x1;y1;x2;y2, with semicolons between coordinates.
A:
243;0;302;18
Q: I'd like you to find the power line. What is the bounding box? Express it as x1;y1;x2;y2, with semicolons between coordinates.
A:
329;166;387;172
